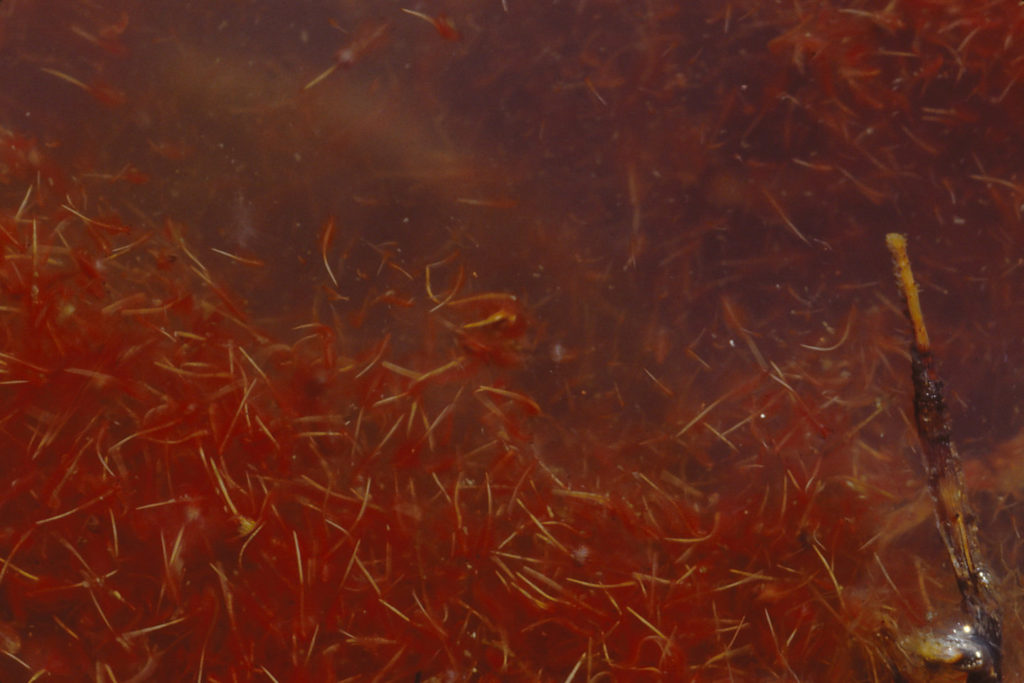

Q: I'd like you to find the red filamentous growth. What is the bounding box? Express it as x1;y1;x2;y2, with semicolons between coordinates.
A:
4;1;1024;680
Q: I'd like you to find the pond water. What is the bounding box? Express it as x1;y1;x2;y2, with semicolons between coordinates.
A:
1;1;1022;680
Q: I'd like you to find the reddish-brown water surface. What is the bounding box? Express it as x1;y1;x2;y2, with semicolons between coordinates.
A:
2;1;1024;680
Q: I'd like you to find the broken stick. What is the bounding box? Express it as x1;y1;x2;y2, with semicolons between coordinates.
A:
885;233;1002;682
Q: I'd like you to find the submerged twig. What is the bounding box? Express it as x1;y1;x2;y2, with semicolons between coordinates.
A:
885;233;1001;682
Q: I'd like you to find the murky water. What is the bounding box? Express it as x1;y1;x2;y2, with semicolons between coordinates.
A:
2;1;1023;680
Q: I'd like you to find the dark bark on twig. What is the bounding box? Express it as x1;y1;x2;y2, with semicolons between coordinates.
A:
886;233;1002;682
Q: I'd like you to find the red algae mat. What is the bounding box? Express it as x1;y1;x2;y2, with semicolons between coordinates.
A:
2;1;1024;681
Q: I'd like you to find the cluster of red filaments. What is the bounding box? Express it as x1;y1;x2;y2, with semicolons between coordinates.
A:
0;126;926;681
12;0;1024;678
